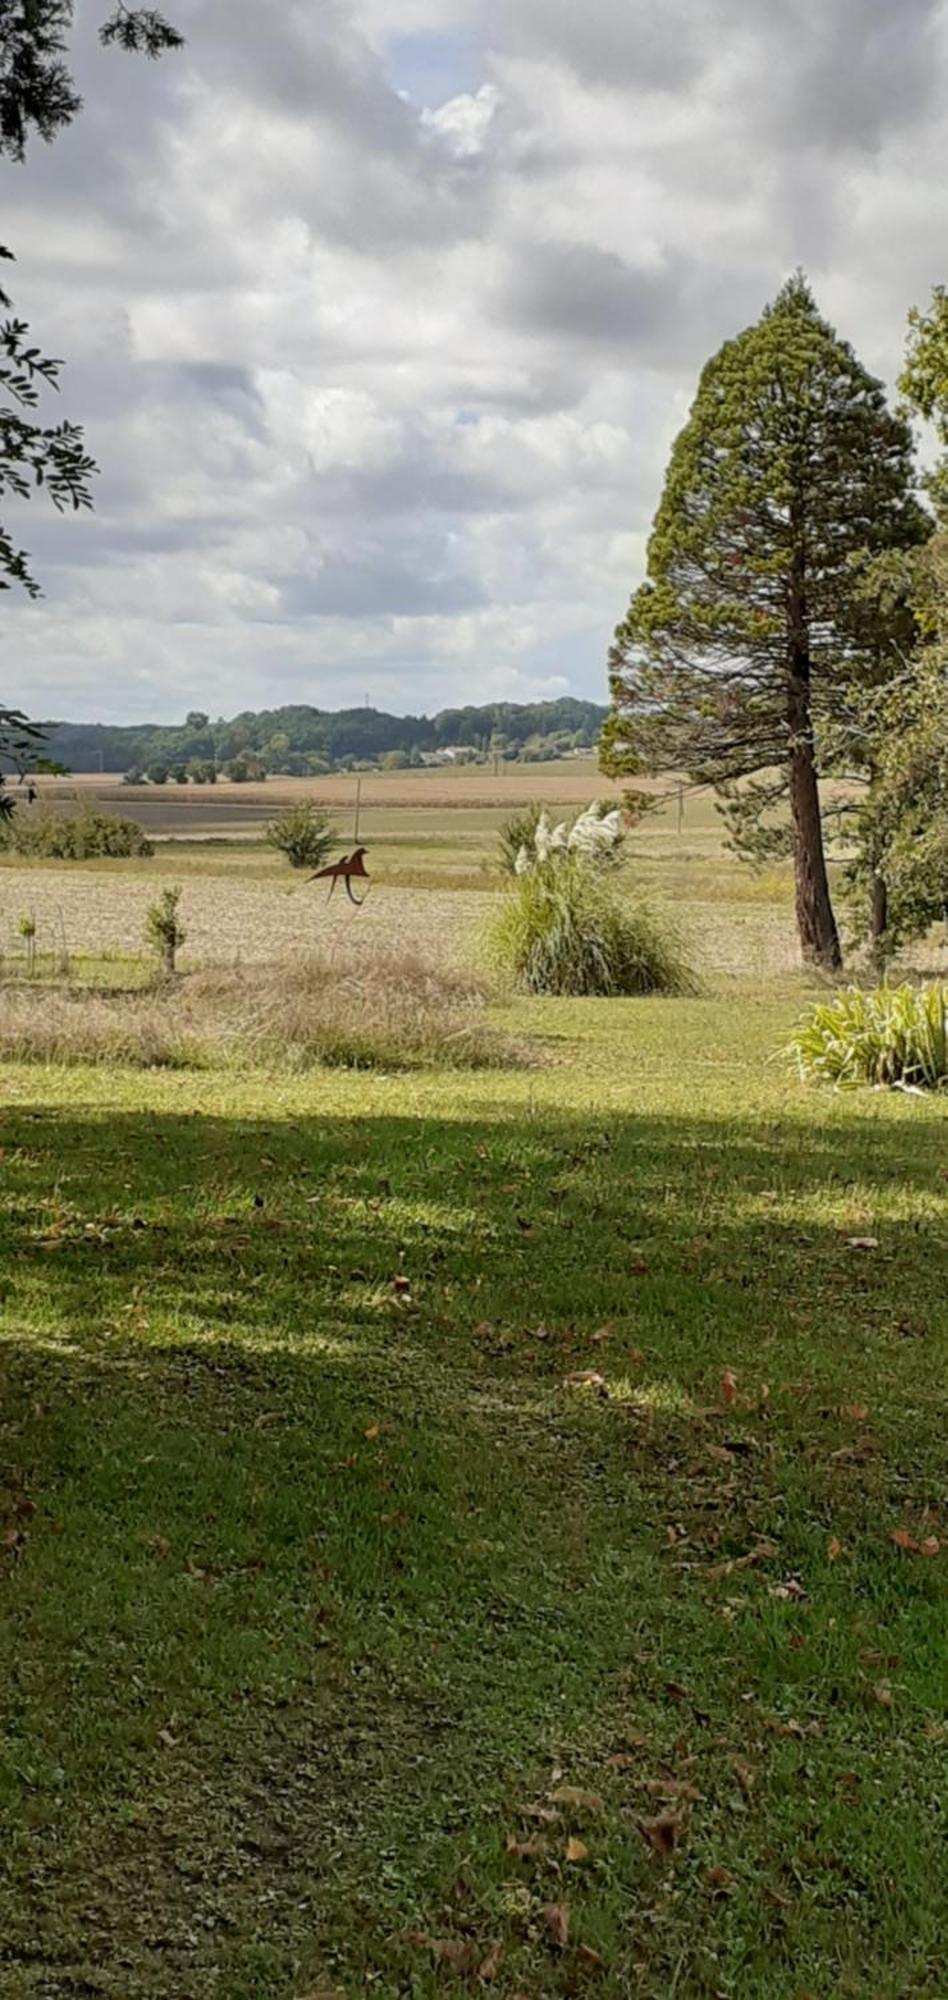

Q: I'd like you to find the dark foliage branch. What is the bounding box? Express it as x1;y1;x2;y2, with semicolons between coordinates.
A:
99;5;184;58
0;2;183;162
0;2;180;598
1;249;97;597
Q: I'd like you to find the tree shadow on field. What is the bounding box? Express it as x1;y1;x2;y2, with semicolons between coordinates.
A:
0;1096;946;1997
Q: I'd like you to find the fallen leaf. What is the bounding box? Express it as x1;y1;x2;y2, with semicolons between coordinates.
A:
564;1370;609;1395
606;1753;637;1770
703;1865;735;1895
720;1368;738;1408
890;1529;920;1553
157;1727;177;1749
404;1934;478;1971
839;1403;869;1421
565;1837;588;1863
548;1786;603;1812
363;1424;381;1440
575;1943;606;1971
920;1537;941;1557
827;1536;843;1563
762;1716;821;1740
638;1812;684;1856
641;1778;703;1803
847;1236;879;1250
541;1903;570;1949
254;1412;287;1430
871;1680;894;1708
473;1321;494;1339
664;1680;689;1703
729;1756;756;1797
519;1802;562;1824
149;1535;172;1559
478;1941;505;1981
506;1835;548;1859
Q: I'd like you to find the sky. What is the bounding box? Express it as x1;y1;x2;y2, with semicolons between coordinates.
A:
5;0;948;724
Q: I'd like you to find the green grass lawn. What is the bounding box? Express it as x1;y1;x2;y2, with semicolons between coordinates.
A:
1;996;946;1998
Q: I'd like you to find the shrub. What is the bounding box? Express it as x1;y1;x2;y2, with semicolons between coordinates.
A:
145;886;186;977
266;801;336;872
487;855;696;997
0;805;153;859
787;983;948;1091
146;763;169;785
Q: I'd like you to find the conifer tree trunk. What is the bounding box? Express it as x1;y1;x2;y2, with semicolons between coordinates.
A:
788;733;841;969
787;536;842;971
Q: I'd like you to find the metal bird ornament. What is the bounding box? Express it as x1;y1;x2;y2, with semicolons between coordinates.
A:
309;846;370;906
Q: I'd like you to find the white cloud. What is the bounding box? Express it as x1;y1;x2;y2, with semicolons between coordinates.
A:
5;0;948;722
421;82;500;158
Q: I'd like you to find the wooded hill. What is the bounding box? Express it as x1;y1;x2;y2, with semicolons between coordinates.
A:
37;698;606;775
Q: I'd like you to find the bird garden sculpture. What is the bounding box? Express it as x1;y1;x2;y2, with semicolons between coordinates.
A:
309;846;370;905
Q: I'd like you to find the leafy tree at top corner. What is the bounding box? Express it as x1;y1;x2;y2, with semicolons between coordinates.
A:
601;273;927;970
0;2;182;599
838;283;948;960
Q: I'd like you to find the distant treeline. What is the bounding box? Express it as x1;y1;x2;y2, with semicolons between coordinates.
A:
36;699;606;778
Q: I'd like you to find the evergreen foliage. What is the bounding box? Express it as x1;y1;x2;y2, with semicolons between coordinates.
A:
603;275;926;969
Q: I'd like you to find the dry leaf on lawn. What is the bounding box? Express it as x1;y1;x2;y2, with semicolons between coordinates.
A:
548;1786;603;1812
720;1368;738;1408
575;1943;606;1971
641;1777;703;1803
638;1812;684;1855
890;1529;920;1553
541;1903;570;1949
506;1836;548;1860
478;1942;505;1981
566;1837;589;1863
827;1536;843;1562
730;1756;756;1797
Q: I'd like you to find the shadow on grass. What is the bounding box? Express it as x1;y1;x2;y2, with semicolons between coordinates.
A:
0;1097;946;1998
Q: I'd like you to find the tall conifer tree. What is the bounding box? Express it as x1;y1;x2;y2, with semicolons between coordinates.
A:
603;276;925;968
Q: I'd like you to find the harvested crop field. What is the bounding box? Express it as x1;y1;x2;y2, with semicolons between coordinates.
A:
0;869;485;969
0;863;821;982
31;760;626;832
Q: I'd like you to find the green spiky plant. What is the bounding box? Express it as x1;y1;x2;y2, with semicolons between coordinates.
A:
787;983;948;1090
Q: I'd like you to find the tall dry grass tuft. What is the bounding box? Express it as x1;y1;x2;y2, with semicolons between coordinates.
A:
0;951;528;1072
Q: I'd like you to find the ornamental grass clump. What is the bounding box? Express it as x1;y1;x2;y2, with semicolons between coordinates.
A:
787;982;948;1091
488;810;694;998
